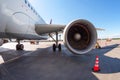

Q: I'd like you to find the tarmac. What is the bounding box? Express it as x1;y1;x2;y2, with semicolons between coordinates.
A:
0;40;120;80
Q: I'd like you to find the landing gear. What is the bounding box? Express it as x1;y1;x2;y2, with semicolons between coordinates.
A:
16;44;24;50
49;32;62;52
53;44;56;52
52;43;61;52
58;44;61;51
16;40;24;50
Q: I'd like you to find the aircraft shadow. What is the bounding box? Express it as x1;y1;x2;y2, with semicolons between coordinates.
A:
0;44;120;80
69;44;120;74
0;45;99;80
0;49;31;63
94;44;120;74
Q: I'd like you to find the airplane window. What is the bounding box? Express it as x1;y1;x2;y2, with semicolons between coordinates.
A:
25;0;27;4
28;3;30;8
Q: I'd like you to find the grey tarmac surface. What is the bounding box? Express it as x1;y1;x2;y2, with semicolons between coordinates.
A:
0;41;120;80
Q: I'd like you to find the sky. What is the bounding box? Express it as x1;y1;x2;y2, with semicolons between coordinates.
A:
28;0;120;38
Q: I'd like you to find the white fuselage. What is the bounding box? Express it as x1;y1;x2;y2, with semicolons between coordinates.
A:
0;0;47;40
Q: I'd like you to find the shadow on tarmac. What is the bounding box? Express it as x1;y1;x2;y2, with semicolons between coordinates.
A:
95;44;120;74
0;44;120;80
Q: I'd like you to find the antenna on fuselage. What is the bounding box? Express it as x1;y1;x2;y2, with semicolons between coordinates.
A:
50;19;52;24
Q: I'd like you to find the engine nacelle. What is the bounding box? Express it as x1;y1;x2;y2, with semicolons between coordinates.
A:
63;19;97;55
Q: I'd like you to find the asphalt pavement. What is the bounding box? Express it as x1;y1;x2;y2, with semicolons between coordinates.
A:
0;41;120;80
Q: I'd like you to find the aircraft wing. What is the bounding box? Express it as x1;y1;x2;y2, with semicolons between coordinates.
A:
35;24;65;35
35;24;104;35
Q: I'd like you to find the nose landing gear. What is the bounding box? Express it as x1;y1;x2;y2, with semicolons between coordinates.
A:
16;40;24;50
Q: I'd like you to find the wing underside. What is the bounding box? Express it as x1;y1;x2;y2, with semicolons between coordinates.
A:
35;24;104;35
35;24;65;35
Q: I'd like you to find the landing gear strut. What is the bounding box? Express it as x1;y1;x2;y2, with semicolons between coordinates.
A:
49;32;61;52
16;40;24;50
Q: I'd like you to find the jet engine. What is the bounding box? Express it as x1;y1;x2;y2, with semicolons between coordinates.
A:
63;19;97;55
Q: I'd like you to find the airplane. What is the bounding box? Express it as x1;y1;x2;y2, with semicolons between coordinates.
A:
0;0;99;55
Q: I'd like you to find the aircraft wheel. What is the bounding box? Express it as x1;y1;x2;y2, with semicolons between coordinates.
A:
53;44;56;52
20;44;24;50
16;44;20;50
58;44;61;51
16;44;24;50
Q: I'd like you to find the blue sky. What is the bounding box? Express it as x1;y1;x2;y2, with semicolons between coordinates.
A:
28;0;120;38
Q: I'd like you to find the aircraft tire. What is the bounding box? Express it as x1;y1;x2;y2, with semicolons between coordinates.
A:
16;44;24;50
58;44;61;51
20;44;24;50
53;44;56;52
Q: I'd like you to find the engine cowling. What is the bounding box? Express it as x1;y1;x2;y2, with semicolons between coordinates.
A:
63;19;97;55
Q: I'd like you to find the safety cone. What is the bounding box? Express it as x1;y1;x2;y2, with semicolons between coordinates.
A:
92;56;100;72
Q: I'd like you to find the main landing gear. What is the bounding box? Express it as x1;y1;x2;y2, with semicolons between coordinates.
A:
49;32;62;52
16;40;24;50
53;43;61;52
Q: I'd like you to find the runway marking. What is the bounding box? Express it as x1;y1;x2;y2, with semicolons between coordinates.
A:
23;51;34;56
0;55;4;64
3;51;34;63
